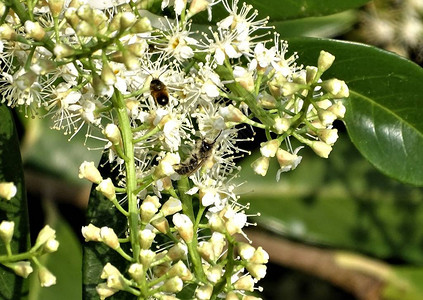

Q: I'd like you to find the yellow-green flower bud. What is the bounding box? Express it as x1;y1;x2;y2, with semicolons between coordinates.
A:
138;229;155;250
233;275;254;292
0;221;14;244
76;4;93;21
103;124;121;145
47;0;65;17
96;178;116;200
246;263;267;280
130;17;153;33
128;263;144;283
100;227;120;249
38;266;56;287
195;284;213;300
260;139;280;158
172;213;194;243
81;223;102;242
79;161;103;183
160;197;182;216
237;242;255;260
6;261;33;278
34;225;56;248
24;21;46;41
0;182;17;200
251;156;270;176
161;276;183;293
120;12;136;30
318;50;335;72
0;24;16;40
54;44;75;59
310;140;333;158
96;283;118;299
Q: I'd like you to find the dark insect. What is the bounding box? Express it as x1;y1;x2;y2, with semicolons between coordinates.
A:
150;78;169;106
175;132;222;176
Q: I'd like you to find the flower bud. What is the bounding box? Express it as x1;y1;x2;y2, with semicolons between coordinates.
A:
251;246;269;264
96;178;116;200
189;0;209;16
281;81;303;96
101;263;121;279
317;109;337;127
219;104;247;123
251;156;270;176
140;201;159;224
310;140;333;158
47;0;65;17
246;263;267;280
151;216;170;234
131;17;153;33
82;223;102;242
0;3;5;16
54;44;75;59
79;161;103;183
120;12;136;30
273;117;291;134
44;238;60;253
38;266;56;287
161;276;183;293
76;20;96;36
198;241;215;262
64;7;79;28
173;213;194;243
96;282;118;299
160;197;182;216
226;291;239;300
6;261;33;278
101;62;116;86
205;265;223;283
0;221;14;244
139;249;156;268
128;263;144;283
322;79;349;98
0;24;16;40
103;124;121;145
233;275;254;292
306;66;318;84
77;4;93;21
233;66;254;92
153;153;180;179
34;225;56;248
317;128;338;145
167;243;187;261
208;213;226;233
16;71;37;91
127;42;147;57
0;182;17;200
168;260;192;281
210;232;225;258
243;296;263;300
317;50;335;72
122;51;140;70
258;92;277;109
260;139;280;158
195;284;213;300
327;102;346;119
237;242;255;260
100;227;120;249
276;148;302;172
24;21;46;41
138;229;155;249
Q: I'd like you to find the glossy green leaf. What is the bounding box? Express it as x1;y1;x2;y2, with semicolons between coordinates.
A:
193;0;369;22
23;118;103;186
238;134;423;263
82;156;133;300
0;105;30;299
274;10;357;38
286;38;423;186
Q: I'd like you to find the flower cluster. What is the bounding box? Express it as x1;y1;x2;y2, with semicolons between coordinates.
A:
0;0;349;298
0;183;59;287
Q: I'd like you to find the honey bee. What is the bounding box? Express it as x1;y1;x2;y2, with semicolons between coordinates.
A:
175;132;221;176
150;78;169;106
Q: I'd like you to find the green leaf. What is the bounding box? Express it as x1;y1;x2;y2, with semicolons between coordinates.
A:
23;118;103;186
286;37;423;186
273;10;357;38
193;0;369;22
238;134;423;263
82;156;133;300
0;105;30;299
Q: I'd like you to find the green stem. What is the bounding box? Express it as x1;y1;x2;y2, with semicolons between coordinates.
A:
111;91;140;263
178;177;206;282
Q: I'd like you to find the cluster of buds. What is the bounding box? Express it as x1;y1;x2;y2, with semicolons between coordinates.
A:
0;220;58;287
251;50;348;180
